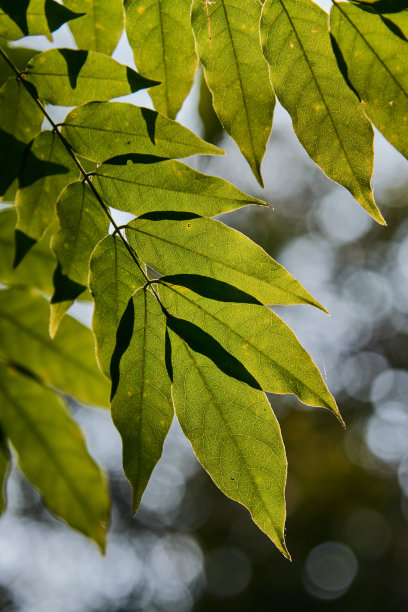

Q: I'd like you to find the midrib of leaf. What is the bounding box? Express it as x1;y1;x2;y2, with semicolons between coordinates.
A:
219;0;257;172
332;1;408;100
134;293;148;507
164;282;334;410
128;225;316;306
157;0;170;114
0;305;101;381
179;338;285;548
0;376;93;517
278;0;367;198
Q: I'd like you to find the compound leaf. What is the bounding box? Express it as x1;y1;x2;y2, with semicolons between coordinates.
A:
330;1;408;160
125;0;198;118
0;0;83;40
0;363;109;549
191;0;275;186
111;289;173;512
25;49;157;106
125;214;324;309
0;288;110;407
169;328;289;557
63;0;124;55
261;0;384;224
89;235;146;378
61;102;224;162
94;158;266;217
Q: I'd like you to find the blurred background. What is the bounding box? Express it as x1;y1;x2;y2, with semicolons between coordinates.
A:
1;3;408;610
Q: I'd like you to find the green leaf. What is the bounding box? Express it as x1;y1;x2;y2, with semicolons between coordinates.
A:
160;281;342;419
94;158;266;217
49;263;86;338
63;0;124;55
169;328;289;557
51;181;109;286
89;235;146;378
125;0;198;119
16;130;80;241
0;77;43;196
0;429;10;516
0;0;83;40
191;0;275;186
350;1;408;41
261;0;384;225
24;49;157;106
0;207;57;293
0;288;110;406
61;102;225;163
111;290;173;512
0;45;41;87
0;363;109;549
125;213;325;309
330;1;408;160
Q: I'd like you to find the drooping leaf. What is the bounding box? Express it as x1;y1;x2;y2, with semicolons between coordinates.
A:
0;288;110;407
198;68;223;144
0;429;10;516
0;363;109;549
49;263;86;338
24;49;157;106
0;0;83;40
125;213;325;309
0;77;43;196
16;130;79;242
0;207;57;293
89;235;146;378
52;181;109;286
330;1;408;160
169;328;289;557
63;0;124;55
61;102;224;162
111;289;173;512
261;0;384;224
125;0;198;119
191;0;275;186
160;281;341;419
94;158;266;217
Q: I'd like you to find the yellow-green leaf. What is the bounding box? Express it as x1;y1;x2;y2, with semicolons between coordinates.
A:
0;0;83;41
61;102;224;162
94;158;267;217
330;1;408;160
169;328;289;557
63;0;124;55
261;0;384;224
125;0;198;118
111;289;173;512
25;49;157;106
125;213;324;308
191;0;275;185
0;363;109;549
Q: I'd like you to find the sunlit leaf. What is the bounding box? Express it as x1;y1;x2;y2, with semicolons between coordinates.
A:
94;158;266;217
0;45;40;87
261;0;384;224
125;213;325;309
89;235;146;378
330;1;408;160
191;0;275;186
0;208;57;293
125;0;197;118
169;328;289;557
0;363;109;549
61;102;224;162
16;130;79;242
49;263;86;338
0;0;83;41
52;181;109;286
63;0;124;55
0;288;110;407
0;77;43;196
25;49;157;106
160;281;341;419
111;289;173;512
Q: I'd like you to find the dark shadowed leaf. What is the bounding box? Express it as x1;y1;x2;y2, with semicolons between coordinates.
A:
49;263;86;338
